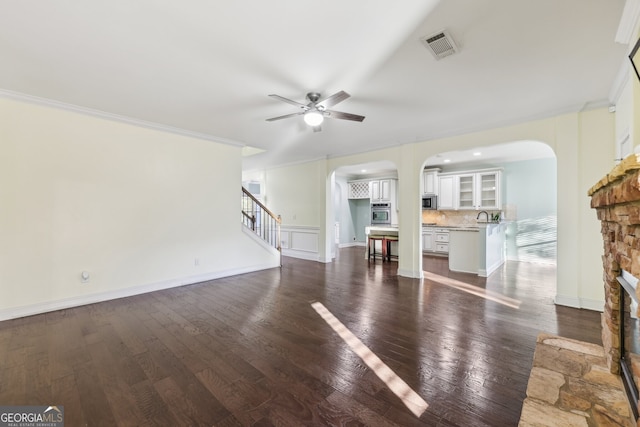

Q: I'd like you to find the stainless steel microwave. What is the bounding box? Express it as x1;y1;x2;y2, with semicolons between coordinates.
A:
422;194;437;210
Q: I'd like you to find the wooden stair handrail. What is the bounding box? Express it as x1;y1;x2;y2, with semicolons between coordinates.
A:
242;187;281;224
241;186;281;253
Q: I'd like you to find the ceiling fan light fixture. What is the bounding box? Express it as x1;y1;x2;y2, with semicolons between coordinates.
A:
266;91;364;129
304;110;324;126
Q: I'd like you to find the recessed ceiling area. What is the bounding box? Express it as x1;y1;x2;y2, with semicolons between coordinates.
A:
334;140;555;179
424;140;556;169
335;161;397;180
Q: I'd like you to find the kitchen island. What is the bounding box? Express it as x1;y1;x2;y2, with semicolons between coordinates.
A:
448;222;506;277
364;225;398;260
423;222;506;277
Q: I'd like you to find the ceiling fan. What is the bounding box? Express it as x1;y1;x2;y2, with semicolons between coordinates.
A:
266;91;365;132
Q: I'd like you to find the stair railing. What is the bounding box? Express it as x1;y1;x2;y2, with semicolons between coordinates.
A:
241;187;281;251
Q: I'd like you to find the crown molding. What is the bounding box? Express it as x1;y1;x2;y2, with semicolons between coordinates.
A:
0;88;243;147
609;57;631;104
616;0;640;45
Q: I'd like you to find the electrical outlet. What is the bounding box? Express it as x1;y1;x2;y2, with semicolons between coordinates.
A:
194;258;200;266
81;271;90;284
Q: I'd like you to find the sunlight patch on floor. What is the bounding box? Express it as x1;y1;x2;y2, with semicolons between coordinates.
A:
423;271;522;309
311;301;428;417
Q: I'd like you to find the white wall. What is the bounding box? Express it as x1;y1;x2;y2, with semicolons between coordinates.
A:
576;108;616;307
0;96;280;320
502;157;557;262
263;162;322;226
261;160;330;261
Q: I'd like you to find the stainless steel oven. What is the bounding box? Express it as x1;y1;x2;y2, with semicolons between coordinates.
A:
371;202;391;225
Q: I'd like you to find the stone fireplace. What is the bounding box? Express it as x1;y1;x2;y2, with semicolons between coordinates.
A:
589;154;640;421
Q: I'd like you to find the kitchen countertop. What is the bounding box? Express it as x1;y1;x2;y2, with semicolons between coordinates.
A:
365;225;399;234
422;222;503;231
422;224;479;231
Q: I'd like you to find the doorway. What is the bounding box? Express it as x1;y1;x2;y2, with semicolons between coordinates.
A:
333;161;398;249
421;140;557;265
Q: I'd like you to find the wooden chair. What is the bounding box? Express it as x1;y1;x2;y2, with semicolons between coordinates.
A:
383;235;398;262
368;235;386;262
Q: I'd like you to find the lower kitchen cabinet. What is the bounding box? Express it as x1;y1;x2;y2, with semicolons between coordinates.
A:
422;229;433;251
434;230;449;253
422;227;449;255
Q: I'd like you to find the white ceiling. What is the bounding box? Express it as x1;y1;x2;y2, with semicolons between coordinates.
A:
0;1;630;172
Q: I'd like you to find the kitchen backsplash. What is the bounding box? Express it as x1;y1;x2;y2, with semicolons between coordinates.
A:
422;210;502;226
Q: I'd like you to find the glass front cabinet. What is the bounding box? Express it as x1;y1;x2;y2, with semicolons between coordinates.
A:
477;171;500;209
454;170;501;210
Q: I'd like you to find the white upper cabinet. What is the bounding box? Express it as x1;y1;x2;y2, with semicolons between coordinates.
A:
371;179;392;201
477;171;500;209
435;168;501;210
438;175;455;210
454;170;501;210
348;181;370;199
422;169;439;195
456;173;476;209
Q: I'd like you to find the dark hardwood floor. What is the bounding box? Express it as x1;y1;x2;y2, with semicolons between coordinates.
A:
0;247;601;426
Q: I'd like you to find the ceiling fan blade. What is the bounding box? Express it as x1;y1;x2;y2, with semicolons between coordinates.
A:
316;90;350;109
268;94;308;109
265;112;304;122
325;110;365;122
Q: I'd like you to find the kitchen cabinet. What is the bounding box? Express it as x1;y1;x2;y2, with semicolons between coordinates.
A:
477;171;500;209
438;176;455;210
348;181;370;199
457;174;475;209
422;169;440;195
370;179;392;201
422;227;449;254
443;169;501;210
458;170;500;210
422;229;433;252
434;229;449;254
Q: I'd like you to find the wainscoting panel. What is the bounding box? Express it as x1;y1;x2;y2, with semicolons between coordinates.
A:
280;226;320;261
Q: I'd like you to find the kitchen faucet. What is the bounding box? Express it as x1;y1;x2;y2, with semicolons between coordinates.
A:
476;211;489;222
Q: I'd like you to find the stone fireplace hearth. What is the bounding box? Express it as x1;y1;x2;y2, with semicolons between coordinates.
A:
589;154;640;422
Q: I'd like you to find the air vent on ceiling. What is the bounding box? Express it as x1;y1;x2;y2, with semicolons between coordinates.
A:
421;30;458;60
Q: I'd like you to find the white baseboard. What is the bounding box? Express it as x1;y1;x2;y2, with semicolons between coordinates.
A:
0;262;280;322
554;294;604;312
579;298;604;312
338;242;366;248
554;295;580;308
398;268;423;279
479;258;506;277
281;248;319;261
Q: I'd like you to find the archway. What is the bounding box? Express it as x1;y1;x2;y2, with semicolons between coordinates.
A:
332;160;398;253
420;140;557;270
